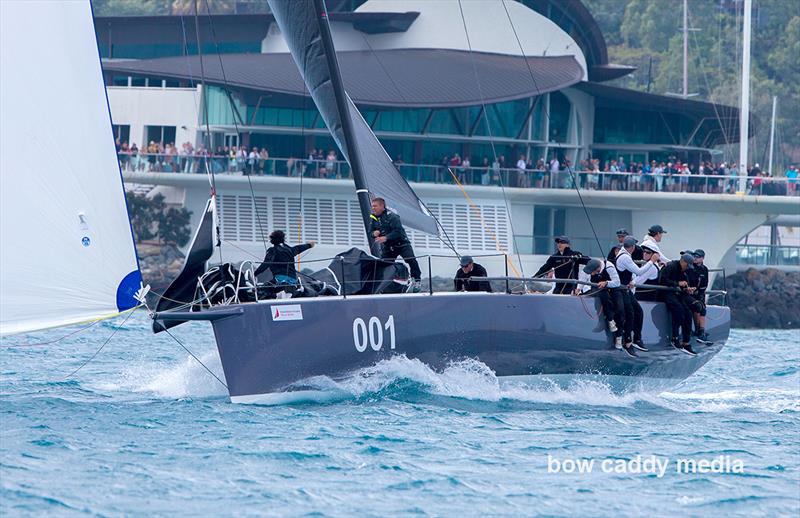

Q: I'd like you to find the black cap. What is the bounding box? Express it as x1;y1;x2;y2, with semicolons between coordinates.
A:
554;235;570;244
648;224;667;234
616;228;629;236
583;258;602;274
693;249;706;258
459;255;473;267
680;253;695;269
622;236;638;248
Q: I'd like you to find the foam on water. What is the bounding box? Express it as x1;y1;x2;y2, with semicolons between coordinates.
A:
1;320;798;516
107;347;798;415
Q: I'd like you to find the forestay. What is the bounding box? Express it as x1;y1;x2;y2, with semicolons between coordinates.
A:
0;1;142;336
267;0;439;236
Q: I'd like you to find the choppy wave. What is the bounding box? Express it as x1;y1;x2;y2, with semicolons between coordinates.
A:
121;352;799;414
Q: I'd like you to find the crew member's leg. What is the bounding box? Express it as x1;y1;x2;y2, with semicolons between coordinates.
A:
620;291;635;345
396;243;422;280
597;289;624;346
631;295;645;346
663;294;686;345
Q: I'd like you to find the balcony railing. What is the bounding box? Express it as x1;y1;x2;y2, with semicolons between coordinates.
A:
118;153;800;197
736;244;800;266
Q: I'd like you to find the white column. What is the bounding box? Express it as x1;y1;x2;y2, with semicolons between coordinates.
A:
738;0;752;193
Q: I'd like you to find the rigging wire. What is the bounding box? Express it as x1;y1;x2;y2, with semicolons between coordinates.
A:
193;0;223;264
161;326;228;390
498;0;606;259
355;31;460;257
3;320;100;348
64;306;140;379
456;0;526;275
448;168;521;276
687;8;733;151
198;0;268;256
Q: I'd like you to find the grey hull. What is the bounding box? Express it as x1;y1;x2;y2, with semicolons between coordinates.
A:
159;292;729;402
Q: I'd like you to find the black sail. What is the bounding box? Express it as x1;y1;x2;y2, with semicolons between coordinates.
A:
267;0;438;236
153;199;214;332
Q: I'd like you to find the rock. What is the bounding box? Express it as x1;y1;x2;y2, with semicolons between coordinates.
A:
715;268;799;329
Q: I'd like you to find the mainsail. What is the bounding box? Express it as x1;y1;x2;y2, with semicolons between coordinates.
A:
0;1;142;336
267;0;439;236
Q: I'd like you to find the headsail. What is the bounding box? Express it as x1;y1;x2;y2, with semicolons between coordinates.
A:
267;0;439;236
152;200;215;333
0;1;142;336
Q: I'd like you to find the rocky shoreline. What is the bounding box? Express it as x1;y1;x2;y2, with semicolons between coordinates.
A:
136;242;185;294
715;268;799;329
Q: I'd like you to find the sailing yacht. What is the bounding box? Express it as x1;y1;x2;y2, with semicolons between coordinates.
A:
151;0;730;404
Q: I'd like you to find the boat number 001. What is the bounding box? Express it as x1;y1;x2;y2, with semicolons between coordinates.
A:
352;315;395;352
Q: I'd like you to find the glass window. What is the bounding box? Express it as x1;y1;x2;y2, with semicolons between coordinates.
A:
144;126;176;145
548;92;570;143
112;124;130;144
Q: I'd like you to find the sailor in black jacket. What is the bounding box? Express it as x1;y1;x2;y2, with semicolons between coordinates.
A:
686;249;713;344
454;256;492;292
608;228;643;263
659;253;697;355
369;197;422;281
534;236;585;295
254;230;315;285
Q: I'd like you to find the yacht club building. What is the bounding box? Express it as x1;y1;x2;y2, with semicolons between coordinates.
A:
98;0;796;275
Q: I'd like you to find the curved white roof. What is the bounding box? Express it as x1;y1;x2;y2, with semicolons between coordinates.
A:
262;0;588;81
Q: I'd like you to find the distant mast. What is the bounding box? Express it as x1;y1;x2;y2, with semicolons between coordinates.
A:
738;0;752;193
767;95;777;176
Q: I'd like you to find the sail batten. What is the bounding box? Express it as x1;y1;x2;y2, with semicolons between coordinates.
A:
267;0;439;236
0;1;142;336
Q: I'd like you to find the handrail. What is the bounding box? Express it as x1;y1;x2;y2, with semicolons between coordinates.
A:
118;153;800;197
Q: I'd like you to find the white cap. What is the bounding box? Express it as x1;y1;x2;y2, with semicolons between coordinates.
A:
641;242;661;254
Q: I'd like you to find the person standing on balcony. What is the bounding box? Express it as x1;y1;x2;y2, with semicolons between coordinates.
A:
369;197;422;288
786;165;798;195
461;155;471;184
516;154;527;188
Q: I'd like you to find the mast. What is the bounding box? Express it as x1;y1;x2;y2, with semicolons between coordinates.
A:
312;0;375;249
682;0;689;98
767;95;777;176
738;0;752;193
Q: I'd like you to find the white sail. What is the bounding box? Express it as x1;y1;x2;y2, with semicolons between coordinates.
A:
0;1;142;336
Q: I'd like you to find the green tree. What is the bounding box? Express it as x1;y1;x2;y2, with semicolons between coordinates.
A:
158;206;193;246
126;192;192;245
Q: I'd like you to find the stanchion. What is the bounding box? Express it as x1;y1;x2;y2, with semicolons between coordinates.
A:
504;254;509;294
428;255;433;295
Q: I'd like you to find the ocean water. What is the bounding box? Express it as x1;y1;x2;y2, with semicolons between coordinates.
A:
1;315;798;517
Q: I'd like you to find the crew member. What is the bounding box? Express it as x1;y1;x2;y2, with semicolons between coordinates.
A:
607;228;644;262
369;197;422;285
615;236;659;351
687;249;713;345
658;253;697;355
254;230;315;286
578;258;634;356
454;256;492;292
641;224;670;263
534;236;584;295
632;243;662;302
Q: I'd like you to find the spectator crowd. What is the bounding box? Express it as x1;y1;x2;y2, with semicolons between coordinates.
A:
116;138;798;197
